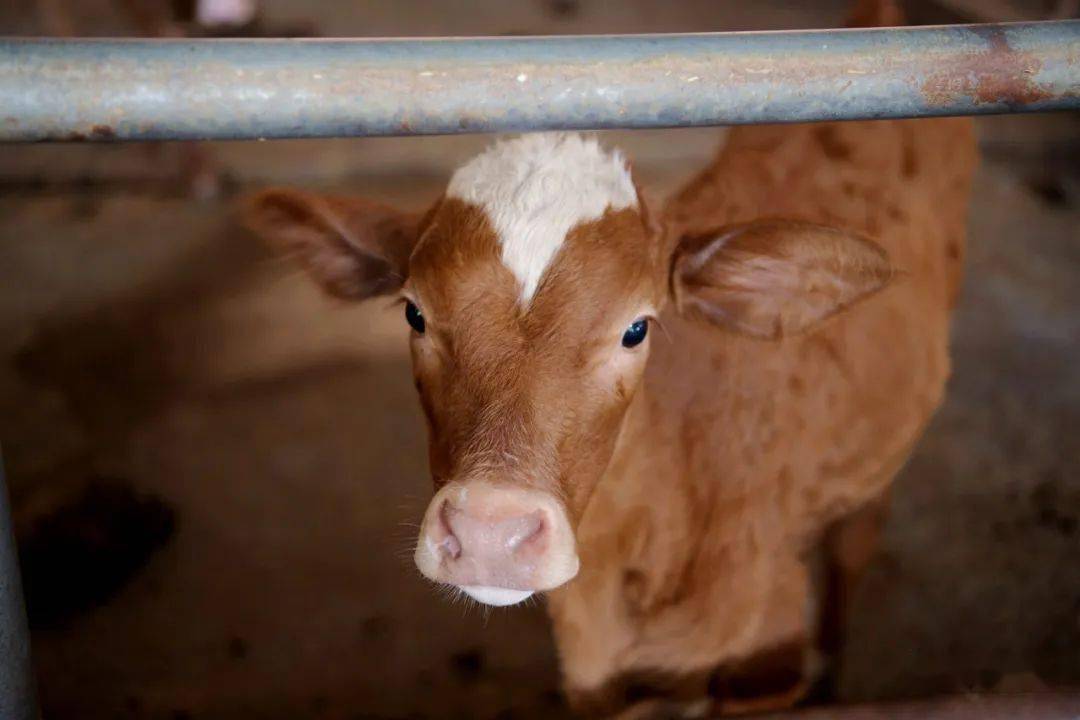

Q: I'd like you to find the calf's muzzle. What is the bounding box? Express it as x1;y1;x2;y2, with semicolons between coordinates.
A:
414;482;579;606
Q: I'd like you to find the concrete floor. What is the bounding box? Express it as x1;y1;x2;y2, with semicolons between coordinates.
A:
1;2;1078;719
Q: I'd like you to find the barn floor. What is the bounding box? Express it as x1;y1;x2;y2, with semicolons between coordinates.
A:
1;2;1078;719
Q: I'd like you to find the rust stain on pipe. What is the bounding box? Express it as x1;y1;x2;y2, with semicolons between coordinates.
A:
922;27;1054;108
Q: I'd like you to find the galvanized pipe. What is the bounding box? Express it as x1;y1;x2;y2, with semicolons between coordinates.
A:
0;21;1077;142
758;693;1080;720
0;455;37;720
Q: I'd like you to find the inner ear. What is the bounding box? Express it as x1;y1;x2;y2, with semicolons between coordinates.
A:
670;219;896;340
241;189;422;301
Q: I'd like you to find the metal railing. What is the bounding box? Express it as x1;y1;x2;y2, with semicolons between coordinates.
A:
758;693;1080;719
0;456;36;720
0;20;1077;142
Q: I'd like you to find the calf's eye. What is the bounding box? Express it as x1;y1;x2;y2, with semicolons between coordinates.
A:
621;319;648;348
405;301;425;334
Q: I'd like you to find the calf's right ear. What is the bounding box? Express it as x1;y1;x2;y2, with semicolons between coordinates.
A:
241;189;421;300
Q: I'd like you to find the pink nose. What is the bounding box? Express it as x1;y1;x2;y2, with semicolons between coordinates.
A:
438;501;545;566
414;483;579;606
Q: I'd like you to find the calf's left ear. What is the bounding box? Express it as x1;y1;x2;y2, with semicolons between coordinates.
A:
670;220;896;340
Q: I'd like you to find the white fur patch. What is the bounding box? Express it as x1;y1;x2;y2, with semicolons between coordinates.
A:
461;585;534;607
446;133;638;302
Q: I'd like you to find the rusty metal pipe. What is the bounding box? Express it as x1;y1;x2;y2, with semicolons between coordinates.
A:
756;693;1080;720
0;21;1078;142
0;455;37;720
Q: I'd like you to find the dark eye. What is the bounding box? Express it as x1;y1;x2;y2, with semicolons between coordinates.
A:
405;300;425;334
621;319;648;348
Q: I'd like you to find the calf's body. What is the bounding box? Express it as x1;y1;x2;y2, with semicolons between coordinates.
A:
245;106;975;718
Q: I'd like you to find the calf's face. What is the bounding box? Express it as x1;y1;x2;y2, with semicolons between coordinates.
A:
244;133;896;606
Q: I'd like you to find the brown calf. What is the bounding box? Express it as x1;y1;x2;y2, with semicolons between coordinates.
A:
243;11;976;720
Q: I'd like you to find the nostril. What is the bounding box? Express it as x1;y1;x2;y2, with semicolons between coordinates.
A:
439;534;462;560
437;500;462;560
505;511;545;552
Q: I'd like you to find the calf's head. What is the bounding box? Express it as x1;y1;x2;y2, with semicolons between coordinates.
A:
244;133;895;606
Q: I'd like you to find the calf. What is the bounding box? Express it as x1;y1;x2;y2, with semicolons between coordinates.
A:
244;12;976;720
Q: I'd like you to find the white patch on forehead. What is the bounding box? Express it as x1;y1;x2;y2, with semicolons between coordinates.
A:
446;133;638;302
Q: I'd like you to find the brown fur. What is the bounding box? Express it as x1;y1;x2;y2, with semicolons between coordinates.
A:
549;116;975;716
404;197;662;515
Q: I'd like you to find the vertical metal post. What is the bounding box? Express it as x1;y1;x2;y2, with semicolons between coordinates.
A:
0;453;37;720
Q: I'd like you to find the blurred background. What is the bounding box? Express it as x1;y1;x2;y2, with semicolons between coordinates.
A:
0;1;1078;718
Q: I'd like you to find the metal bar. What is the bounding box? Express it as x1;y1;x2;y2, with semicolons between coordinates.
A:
0;454;38;720
0;21;1078;142
757;693;1080;720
